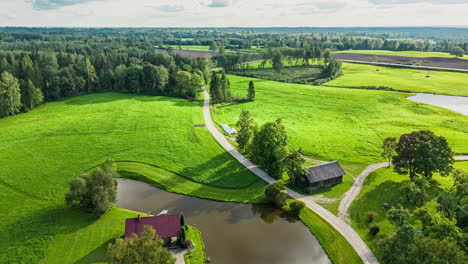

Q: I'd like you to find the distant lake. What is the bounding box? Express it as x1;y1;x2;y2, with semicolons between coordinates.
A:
116;178;331;264
407;93;468;116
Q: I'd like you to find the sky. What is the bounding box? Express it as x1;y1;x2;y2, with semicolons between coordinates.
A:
0;0;467;27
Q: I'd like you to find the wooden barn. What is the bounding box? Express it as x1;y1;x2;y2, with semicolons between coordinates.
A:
303;161;345;188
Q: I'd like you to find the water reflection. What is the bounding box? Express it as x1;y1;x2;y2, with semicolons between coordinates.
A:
116;178;330;264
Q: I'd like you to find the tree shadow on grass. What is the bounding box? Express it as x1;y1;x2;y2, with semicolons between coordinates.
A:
64;92;197;108
1;205;97;263
179;152;259;189
74;238;114;264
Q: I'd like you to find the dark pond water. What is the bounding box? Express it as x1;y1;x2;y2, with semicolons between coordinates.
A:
116;178;330;264
407;93;468;116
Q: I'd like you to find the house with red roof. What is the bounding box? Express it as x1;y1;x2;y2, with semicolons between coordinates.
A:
125;214;181;244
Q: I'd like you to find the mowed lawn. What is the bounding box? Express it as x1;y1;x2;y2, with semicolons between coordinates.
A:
335;50;468;60
213;75;468;199
349;161;468;258
326;63;468;96
0;92;263;263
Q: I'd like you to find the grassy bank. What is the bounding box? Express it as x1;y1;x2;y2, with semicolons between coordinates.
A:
184;226;207;264
335;50;467;60
326;63;468;96
284;200;363;264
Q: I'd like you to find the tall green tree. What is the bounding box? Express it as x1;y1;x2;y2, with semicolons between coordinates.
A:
107;225;175;264
272;51;284;73
252;118;288;179
393;131;454;181
247;80;255;101
381;137;397;167
209;72;221;104
154;65;169;95
236;110;256;152
284;148;307;185
0;71;22;117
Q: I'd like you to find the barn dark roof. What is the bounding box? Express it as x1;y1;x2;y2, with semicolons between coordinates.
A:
125;215;181;238
306;161;345;183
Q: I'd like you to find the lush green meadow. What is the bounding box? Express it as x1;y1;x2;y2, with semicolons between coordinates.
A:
231;65;322;85
326;63;468;96
0;92;262;263
213;75;468;201
335;50;468;59
348;161;468;258
171;45;211;51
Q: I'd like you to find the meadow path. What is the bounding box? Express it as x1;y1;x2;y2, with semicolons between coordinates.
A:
202;89;379;264
338;156;468;222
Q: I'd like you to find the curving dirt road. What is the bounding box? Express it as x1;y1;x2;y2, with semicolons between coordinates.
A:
202;89;379;264
338;156;468;222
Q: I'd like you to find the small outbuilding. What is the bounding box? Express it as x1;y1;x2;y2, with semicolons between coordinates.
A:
125;214;181;244
303;161;345;189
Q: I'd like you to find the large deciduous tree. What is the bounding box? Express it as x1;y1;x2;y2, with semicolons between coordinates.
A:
0;71;22;117
450;46;464;58
392;130;454;181
65;162;118;216
107;225;175;264
252;118;288;179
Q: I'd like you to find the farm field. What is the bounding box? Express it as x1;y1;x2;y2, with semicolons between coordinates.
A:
213;75;468;201
335;50;468;59
0;92;264;263
348;161;468;259
326;63;468;96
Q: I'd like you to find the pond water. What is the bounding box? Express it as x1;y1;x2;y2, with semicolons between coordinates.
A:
116;178;330;264
407;93;468;116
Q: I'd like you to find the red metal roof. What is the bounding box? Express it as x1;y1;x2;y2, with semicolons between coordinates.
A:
125;215;181;238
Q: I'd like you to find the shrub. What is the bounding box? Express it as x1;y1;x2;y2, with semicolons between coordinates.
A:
274;190;288;208
265;182;285;202
367;211;379;223
290;200;306;215
370;225;380;237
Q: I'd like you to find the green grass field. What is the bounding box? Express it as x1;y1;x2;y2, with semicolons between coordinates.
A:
213;75;468;203
335;50;467;60
349;161;468;259
184;226;206;264
0;92;262;263
326;63;468;96
171;45;211;51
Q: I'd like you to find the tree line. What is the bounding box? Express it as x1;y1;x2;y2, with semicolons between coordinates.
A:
0;39;212;118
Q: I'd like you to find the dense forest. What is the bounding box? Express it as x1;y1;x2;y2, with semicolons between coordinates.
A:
0;33;211;118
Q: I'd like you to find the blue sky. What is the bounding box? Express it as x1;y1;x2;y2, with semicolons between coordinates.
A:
0;0;467;27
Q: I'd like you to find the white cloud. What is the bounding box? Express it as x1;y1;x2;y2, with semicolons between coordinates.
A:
0;0;466;27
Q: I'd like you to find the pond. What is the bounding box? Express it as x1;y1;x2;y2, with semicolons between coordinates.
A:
116;178;330;264
407;93;468;116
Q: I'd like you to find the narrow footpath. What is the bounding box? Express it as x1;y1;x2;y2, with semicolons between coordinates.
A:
202;89;379;264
